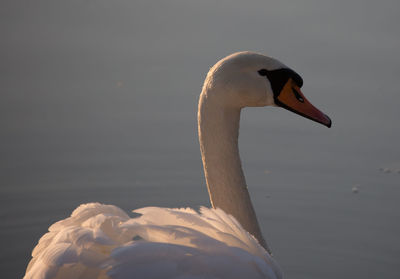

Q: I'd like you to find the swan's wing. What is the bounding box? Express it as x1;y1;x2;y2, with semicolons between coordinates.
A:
24;203;129;279
24;203;282;279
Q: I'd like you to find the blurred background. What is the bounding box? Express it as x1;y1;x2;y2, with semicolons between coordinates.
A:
1;0;399;278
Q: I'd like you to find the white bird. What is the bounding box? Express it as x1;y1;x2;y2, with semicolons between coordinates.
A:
24;52;331;279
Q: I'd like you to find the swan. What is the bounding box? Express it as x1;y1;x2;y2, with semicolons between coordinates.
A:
24;51;331;279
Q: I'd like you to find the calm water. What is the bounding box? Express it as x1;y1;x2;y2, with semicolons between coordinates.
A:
1;1;400;278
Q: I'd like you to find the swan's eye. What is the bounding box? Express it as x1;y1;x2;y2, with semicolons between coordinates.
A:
292;87;304;102
258;69;268;76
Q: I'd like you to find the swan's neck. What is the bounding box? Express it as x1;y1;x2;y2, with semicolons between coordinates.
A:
198;92;270;253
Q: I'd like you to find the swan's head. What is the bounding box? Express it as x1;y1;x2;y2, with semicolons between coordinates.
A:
202;51;331;127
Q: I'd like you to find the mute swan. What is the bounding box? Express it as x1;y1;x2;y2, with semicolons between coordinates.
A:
24;51;331;279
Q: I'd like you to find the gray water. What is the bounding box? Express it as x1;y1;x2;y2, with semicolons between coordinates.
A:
1;0;400;278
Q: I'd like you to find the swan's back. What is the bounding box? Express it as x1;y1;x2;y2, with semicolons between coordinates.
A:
24;203;282;279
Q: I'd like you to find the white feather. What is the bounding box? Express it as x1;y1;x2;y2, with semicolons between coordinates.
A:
24;203;281;279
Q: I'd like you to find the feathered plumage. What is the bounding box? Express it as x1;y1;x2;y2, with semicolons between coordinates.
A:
25;203;282;279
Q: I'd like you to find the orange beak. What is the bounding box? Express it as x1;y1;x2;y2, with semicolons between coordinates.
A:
275;79;332;128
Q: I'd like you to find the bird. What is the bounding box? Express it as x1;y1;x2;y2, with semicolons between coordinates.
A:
24;51;331;279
